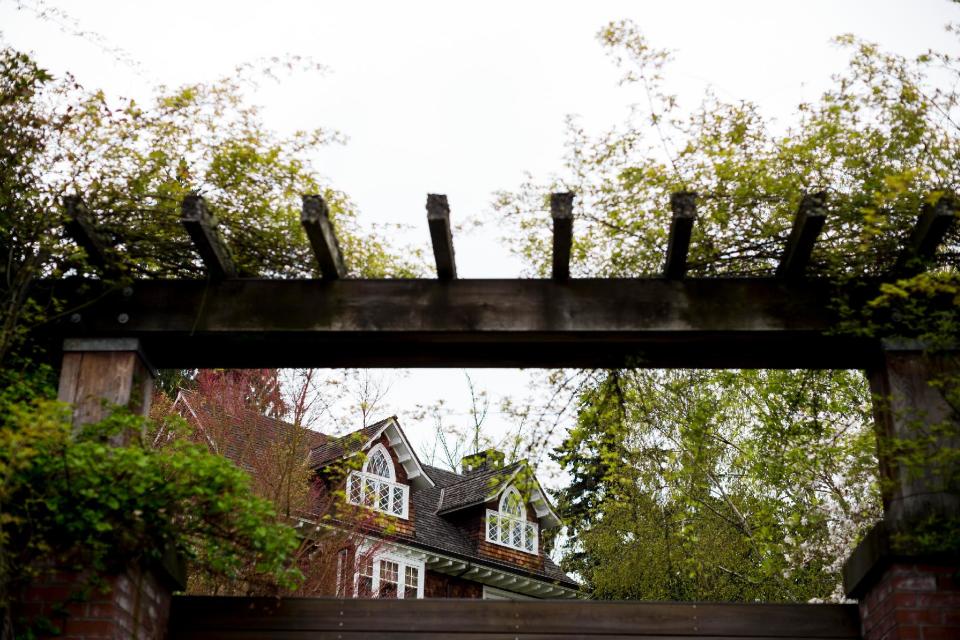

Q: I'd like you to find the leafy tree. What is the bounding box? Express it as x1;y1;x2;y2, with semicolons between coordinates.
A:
0;44;423;380
553;369;879;601
0;39;423;628
0;400;301;635
500;20;960;600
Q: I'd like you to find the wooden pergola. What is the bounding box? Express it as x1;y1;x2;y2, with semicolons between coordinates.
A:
46;190;958;639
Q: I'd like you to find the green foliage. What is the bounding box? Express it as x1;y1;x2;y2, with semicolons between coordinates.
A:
497;23;958;279
0;399;303;604
553;369;881;601
0;45;424;373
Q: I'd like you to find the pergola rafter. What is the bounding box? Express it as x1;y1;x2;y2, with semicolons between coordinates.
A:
776;191;827;280
426;193;456;280
180;194;238;279
63;195;112;273
301;194;347;279
51;189;957;371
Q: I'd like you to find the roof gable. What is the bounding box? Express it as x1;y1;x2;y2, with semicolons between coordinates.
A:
436;462;561;529
309;417;435;489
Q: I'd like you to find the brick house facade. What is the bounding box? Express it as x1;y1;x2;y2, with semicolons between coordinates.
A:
176;394;579;600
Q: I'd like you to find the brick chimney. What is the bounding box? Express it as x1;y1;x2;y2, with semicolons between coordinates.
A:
461;449;505;475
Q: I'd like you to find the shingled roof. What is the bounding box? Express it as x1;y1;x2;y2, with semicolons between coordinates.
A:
307;418;394;469
176;390;327;474
436;462;523;514
401;464;576;588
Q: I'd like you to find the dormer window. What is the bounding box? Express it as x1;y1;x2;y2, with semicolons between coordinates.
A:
486;486;538;554
346;443;410;518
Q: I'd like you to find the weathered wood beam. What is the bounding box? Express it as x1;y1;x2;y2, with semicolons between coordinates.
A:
44;278;882;369
776;192;828;280
63;195;111;271
894;194;958;275
550;192;574;280
426;194;456;280
170;596;862;638
301;195;347;280
663;191;697;279
58;338;154;437
180;195;238;280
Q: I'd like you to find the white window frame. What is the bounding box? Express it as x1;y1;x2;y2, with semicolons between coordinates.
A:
346;470;410;519
353;551;425;599
363;443;396;480
485;486;539;554
346;444;410;518
335;548;348;597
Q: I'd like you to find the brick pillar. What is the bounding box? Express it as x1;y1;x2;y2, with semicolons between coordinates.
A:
844;343;960;640
17;556;186;640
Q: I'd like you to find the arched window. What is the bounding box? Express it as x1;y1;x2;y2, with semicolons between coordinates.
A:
347;443;409;518
500;486;524;518
487;485;538;554
363;444;394;480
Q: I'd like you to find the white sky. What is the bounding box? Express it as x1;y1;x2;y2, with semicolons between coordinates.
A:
3;0;957;475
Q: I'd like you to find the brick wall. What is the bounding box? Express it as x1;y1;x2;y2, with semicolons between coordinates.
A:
16;564;175;640
857;562;959;640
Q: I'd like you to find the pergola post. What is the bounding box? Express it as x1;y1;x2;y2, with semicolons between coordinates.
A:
844;342;959;640
43;338;180;639
57;338;155;437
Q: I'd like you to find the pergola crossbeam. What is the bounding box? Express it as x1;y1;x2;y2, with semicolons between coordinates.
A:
301;195;347;280
550;192;574;280
776;192;827;279
426;194;456;280
663;191;697;279
43;277;879;369
180;195;238;280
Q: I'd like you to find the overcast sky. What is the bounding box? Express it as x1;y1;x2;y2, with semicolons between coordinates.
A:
2;0;957;471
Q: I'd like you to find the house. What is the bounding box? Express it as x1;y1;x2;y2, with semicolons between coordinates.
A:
174;391;580;600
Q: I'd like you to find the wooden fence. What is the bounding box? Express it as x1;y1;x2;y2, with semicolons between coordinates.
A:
168;597;861;640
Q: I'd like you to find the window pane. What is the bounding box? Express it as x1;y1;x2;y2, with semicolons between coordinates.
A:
392;486;404;515
357;557;374;598
336;549;348;596
503;489;524;517
512;521;523;547
487;513;498;540
378;560;399;599
378;482;390;511
362;478;375;506
348;474;362;504
368;450;391;477
524;523;536;552
404;566;419;599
